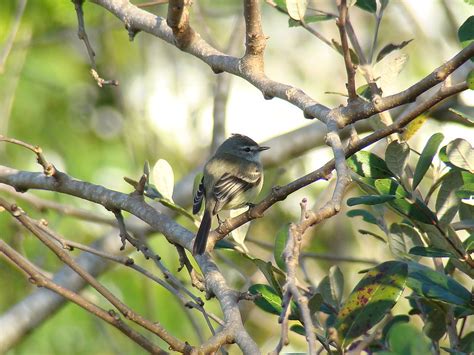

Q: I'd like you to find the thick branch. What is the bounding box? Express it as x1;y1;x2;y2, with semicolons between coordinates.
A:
339;42;474;126
166;0;195;48
243;0;266;64
88;0;330;121
0;173;258;352
88;1;474;126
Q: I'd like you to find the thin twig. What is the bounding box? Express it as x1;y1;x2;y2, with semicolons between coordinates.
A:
0;185;118;227
72;0;118;87
0;240;167;354
274;199;318;354
0;198;191;353
369;2;385;64
0;135;55;176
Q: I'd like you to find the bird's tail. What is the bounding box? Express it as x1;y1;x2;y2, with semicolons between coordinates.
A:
193;209;211;255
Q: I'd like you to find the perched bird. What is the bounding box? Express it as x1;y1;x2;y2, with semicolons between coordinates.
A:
192;134;269;255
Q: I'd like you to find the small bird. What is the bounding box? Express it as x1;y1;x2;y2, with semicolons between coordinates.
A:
192;134;269;255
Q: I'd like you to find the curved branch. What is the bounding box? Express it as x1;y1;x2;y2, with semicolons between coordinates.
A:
88;0;330;121
208;81;469;247
0;167;259;353
88;0;473;127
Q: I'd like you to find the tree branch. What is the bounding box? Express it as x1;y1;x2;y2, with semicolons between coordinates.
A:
88;1;474;127
0;197;191;353
72;0;119;86
336;0;357;101
166;0;195;48
88;0;330;121
207;80;468;246
0;240;166;354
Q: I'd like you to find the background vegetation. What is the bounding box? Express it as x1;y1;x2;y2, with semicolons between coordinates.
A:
0;0;473;354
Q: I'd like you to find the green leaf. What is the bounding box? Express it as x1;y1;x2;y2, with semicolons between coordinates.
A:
386;323;432;355
385;141;410;178
460;332;474;354
273;0;287;12
286;0;307;20
274;224;290;271
214;239;236;250
347;151;394;179
456;183;474;200
346;209;378;225
358;229;386;243
376;39;413;63
409;246;456;258
347;195;396;206
248;284;283;316
462;171;474;184
406;262;473;307
416;299;447;341
152;159;175;201
318;266;344;312
356;84;373;101
464;0;474;5
435;170;464;225
468;69;474;90
290;324;305;336
448;108;474;125
375;179;408;198
308;293;324;314
446;138;474;172
252;259;282;295
330;265;344;306
439;146;457;169
464;234;474;252
288;14;335;27
317;276;333;308
412;133;444;189
417;224;467;268
458;16;474;62
335;261;408;346
385;196;438;224
382;314;409;341
389;223;424;260
355;0;376;13
331;39;360;65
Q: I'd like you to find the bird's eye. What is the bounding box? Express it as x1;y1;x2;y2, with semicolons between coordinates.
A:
243;147;251;152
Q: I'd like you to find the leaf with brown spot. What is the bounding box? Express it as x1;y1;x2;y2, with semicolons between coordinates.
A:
335;261;408;347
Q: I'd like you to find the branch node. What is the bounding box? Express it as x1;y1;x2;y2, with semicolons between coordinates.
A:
125;23;141;41
263;92;274;100
211;66;224;74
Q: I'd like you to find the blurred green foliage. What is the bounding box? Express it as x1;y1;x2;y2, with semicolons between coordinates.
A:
0;0;473;353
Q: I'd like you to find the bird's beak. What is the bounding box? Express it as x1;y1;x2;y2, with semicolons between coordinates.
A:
258;146;270;151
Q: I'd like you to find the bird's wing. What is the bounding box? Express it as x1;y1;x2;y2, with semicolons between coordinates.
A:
213;171;261;213
193;177;205;214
